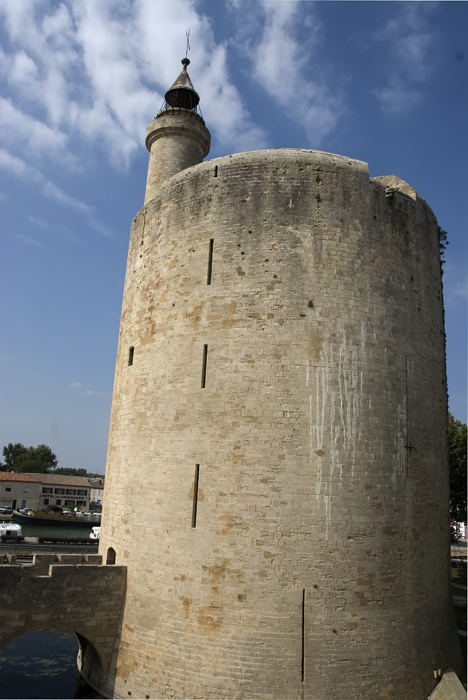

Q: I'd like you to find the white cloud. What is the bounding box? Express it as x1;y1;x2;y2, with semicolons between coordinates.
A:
197;44;269;153
28;215;48;228
70;382;96;395
70;382;95;396
8;50;39;85
373;82;422;116
69;381;110;397
0;97;68;159
14;233;47;249
0;148;110;236
0;0;269;171
226;0;344;145
71;1;155;138
0;149;29;178
371;3;436;115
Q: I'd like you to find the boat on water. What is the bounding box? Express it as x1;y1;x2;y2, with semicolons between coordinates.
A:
89;526;100;541
12;510;101;529
0;521;24;542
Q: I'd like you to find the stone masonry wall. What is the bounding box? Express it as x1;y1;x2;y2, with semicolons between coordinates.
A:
0;553;126;695
144;109;210;204
101;149;461;699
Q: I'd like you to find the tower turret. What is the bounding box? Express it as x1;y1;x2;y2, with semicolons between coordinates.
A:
144;58;211;204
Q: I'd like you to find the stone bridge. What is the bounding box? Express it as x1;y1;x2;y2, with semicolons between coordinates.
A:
0;553;126;695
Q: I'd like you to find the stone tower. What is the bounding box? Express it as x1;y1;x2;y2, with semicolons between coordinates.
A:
144;58;210;203
99;59;462;699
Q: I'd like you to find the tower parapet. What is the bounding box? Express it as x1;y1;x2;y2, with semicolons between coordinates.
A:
144;58;210;204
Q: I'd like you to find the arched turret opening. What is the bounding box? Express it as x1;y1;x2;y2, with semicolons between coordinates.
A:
106;547;116;565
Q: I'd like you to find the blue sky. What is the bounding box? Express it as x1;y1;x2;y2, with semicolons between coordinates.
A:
1;0;466;473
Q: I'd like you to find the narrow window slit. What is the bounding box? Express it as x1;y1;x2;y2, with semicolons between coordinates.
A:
201;344;208;388
207;239;214;285
213;165;218;178
192;465;200;528
128;347;134;366
301;589;305;683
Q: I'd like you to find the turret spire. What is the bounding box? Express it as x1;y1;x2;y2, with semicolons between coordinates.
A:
162;58;200;112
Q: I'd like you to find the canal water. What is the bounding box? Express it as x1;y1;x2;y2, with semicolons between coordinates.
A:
20;523;94;540
16;519;99;541
0;631;101;699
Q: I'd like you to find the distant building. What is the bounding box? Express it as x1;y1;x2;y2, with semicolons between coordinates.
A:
0;472;92;511
88;477;104;507
32;473;92;511
0;472;41;511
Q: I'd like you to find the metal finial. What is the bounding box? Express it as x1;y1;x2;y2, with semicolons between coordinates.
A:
185;29;191;59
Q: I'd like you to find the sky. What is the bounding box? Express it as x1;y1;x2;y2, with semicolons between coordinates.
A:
1;0;466;474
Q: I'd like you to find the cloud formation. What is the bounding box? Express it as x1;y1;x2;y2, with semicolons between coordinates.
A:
1;0;440;232
371;3;436;115
0;0;271;169
228;0;344;145
69;381;110;397
0;0;350;170
0;148;110;236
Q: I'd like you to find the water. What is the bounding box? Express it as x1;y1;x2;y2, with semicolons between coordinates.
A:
3;513;100;542
19;522;95;540
0;630;98;699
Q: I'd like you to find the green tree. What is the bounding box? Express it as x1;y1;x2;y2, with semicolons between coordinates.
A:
2;443;28;469
28;444;58;469
438;227;448;275
448;413;467;523
14;459;50;474
51;467;88;477
1;442;58;473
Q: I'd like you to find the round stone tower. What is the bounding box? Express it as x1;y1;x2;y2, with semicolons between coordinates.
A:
99;61;462;700
144;58;210;203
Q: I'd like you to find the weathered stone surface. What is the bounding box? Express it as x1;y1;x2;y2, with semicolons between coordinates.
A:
101;147;462;699
144;108;210;204
429;671;467;700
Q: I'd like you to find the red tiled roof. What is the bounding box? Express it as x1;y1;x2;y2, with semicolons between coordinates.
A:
0;472;93;487
0;472;41;483
23;473;92;487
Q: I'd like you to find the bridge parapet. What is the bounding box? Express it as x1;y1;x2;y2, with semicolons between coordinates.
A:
0;554;126;697
2;552;104;573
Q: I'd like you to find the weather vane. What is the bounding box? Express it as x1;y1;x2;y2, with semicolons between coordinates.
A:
185;29;191;59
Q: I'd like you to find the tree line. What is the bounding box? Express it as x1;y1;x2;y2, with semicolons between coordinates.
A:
448;413;467;524
0;443;102;479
